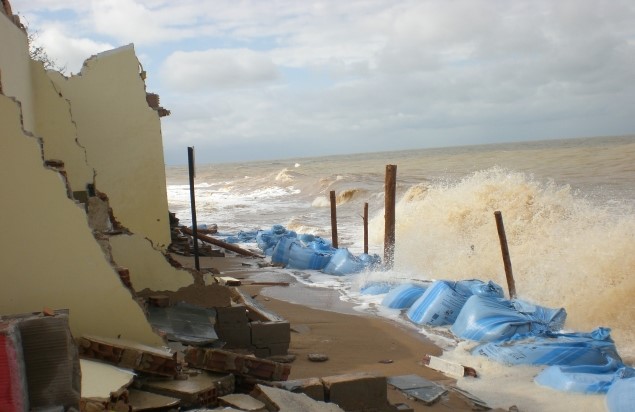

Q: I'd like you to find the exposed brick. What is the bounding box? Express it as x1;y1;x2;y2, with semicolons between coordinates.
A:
185;348;290;381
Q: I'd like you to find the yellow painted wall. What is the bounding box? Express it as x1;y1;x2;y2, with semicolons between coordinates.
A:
0;12;34;130
109;234;193;292
30;60;94;193
49;45;171;249
0;95;163;345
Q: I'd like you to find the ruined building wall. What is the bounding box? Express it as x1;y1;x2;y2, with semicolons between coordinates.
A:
0;12;191;344
48;45;171;249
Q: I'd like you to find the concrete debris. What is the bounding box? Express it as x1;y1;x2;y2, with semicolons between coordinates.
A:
422;354;478;378
231;288;286;323
185;347;291;381
78;335;177;377
308;353;329;362
273;377;326;401
218;393;267;411
127;389;180;411
252;384;345;412
138;372;234;408
387;374;448;406
80;359;135;412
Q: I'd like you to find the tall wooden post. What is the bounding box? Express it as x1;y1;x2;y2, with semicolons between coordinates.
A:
363;202;369;254
494;211;516;299
330;190;338;248
188;147;200;271
384;165;397;268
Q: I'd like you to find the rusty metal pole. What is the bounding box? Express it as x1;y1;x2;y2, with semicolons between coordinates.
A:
384;165;397;268
330;190;338;248
363;202;369;254
188;147;200;271
494;211;516;299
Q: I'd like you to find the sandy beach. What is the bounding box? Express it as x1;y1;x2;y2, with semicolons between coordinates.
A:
171;252;514;412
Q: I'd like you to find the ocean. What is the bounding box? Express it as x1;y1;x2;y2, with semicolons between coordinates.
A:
166;135;635;410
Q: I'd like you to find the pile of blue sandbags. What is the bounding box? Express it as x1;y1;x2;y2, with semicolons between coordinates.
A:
256;225;381;274
406;280;504;326
374;277;633;398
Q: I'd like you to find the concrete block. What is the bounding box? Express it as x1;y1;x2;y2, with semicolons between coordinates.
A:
275;377;325;401
322;373;389;412
216;323;251;349
250;321;290;346
216;305;249;325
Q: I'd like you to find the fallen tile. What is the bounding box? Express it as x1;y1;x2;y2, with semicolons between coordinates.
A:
387;375;447;406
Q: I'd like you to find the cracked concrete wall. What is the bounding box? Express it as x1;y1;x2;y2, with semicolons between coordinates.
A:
48;45;171;250
0;95;163;346
30;60;94;193
0;13;182;344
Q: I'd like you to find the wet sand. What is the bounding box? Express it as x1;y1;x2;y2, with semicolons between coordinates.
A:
171;253;513;411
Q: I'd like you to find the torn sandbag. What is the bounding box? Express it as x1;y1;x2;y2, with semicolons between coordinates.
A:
257;225;297;256
534;359;635;394
287;242;333;270
360;282;393;295
451;294;566;342
381;283;428;309
473;327;623;367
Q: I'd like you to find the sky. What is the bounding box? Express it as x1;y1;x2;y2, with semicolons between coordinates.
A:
13;0;635;165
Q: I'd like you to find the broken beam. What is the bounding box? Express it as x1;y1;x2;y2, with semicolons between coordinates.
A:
182;227;263;258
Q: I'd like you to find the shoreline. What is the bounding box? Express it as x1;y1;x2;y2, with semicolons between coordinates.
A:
170;252;511;411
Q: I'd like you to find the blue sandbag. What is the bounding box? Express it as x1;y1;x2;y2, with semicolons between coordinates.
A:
256;225;297;256
473;327;623;367
360;282;392;295
382;283;428;309
322;248;365;276
451;295;567;342
309;238;335;252
606;376;635;411
271;236;298;265
406;280;493;326
286;242;333;270
535;359;633;394
358;253;382;269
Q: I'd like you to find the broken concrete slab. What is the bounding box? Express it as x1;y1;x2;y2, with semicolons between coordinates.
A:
185;347;291;381
137;283;232;309
139;371;233;408
387;375;447;406
252;384;345;412
146;302;219;345
273;377;325;401
322;373;390;412
127;389;180;411
80;359;135;399
218;393;267;411
78;335;177;377
422;354;478;378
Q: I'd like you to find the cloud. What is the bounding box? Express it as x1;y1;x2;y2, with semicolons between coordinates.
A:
31;25;115;74
160;49;278;92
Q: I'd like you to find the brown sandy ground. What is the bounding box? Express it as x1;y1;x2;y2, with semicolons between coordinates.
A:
171;253;514;412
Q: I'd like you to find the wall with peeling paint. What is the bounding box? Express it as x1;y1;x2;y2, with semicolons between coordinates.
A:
49;45;171;249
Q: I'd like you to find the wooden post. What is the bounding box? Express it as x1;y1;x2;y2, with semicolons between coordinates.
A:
363;202;369;254
330;190;338;248
384;165;397;268
494;211;516;299
188;147;200;271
